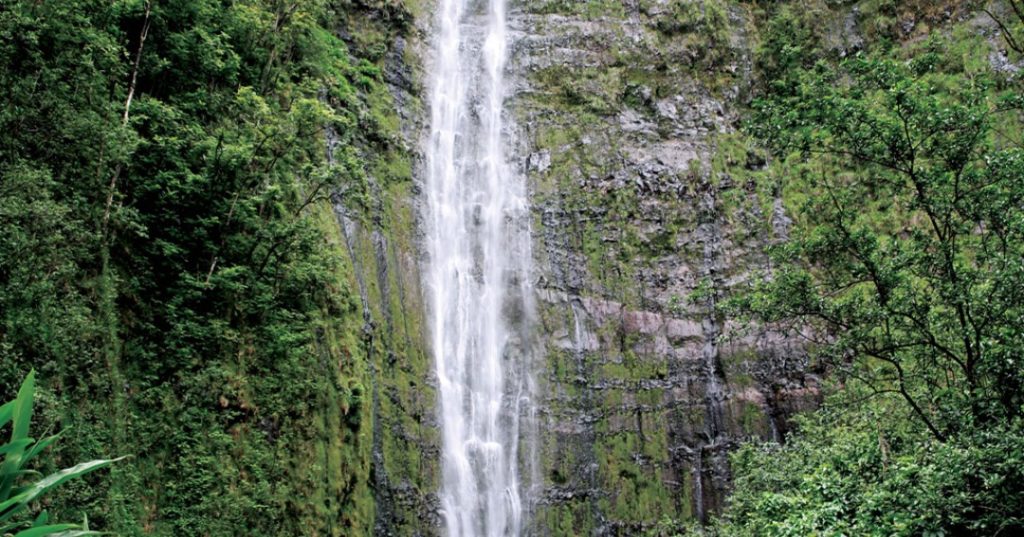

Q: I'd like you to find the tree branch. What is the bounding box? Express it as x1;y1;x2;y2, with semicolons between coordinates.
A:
103;1;151;230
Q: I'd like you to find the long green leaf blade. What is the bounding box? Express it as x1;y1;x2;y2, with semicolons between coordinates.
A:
13;523;78;537
18;457;125;508
12;370;35;441
0;491;32;522
0;401;14;429
0;439;33;457
0;458;122;523
1;371;36;501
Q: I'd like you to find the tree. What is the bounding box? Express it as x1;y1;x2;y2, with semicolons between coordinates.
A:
713;20;1024;536
742;52;1024;441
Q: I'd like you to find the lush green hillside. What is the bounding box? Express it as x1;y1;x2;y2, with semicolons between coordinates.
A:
0;0;434;535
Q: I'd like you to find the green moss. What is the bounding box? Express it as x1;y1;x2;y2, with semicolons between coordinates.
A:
532;0;627;19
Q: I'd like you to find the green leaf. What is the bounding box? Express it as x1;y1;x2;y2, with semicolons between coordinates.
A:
0;401;14;429
18;457;125;507
1;371;36;501
0;438;33;457
0;458;122;523
0;491;32;521
13;523;79;537
12;370;35;441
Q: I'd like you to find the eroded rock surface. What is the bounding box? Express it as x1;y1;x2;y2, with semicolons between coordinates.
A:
501;1;820;533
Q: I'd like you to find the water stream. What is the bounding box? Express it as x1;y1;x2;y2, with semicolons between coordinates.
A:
423;0;533;534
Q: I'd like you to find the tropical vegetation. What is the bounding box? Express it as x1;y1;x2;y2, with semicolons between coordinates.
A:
701;2;1024;535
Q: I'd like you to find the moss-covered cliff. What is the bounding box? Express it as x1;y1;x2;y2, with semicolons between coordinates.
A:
503;1;817;533
503;1;1003;534
1;0;437;534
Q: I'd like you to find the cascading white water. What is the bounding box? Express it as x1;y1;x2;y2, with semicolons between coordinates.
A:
423;0;533;535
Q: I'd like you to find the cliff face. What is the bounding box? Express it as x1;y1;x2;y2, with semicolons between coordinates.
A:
360;0;822;533
381;0;970;533
498;1;819;533
331;2;440;534
328;1;989;533
310;1;991;533
0;0;441;533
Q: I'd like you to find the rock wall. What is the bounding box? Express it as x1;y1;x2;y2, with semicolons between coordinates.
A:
364;0;985;533
500;1;820;533
332;2;440;534
366;0;883;533
321;0;816;532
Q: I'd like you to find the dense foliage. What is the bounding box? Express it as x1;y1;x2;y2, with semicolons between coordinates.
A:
0;0;412;534
704;1;1024;535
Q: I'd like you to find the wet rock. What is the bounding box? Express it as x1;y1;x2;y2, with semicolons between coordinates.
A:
503;1;817;533
529;149;552;172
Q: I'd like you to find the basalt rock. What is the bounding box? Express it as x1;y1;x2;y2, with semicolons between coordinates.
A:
501;1;819;533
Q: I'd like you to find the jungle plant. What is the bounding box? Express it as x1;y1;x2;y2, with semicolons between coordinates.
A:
0;371;122;536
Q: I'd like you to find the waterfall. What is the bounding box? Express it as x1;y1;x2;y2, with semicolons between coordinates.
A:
423;0;534;535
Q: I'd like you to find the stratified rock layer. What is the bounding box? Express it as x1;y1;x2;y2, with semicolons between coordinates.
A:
500;1;820;533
